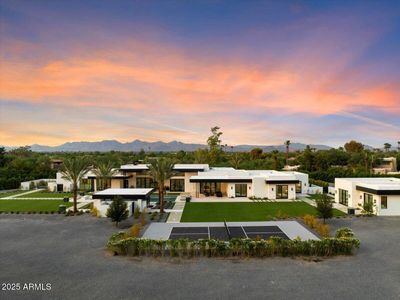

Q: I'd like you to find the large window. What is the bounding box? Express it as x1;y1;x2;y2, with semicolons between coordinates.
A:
235;184;247;197
296;181;302;193
136;177;154;188
170;179;185;192
364;193;373;206
338;189;348;206
200;182;221;196
276;185;288;199
381;196;388;209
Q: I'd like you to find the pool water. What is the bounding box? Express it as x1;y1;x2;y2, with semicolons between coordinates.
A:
150;193;178;203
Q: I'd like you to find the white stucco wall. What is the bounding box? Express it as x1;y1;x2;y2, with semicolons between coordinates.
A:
377;195;400;216
252;177;268;198
93;199;146;217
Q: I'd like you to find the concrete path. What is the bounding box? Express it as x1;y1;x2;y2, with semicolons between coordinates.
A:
1;189;45;199
166;201;186;223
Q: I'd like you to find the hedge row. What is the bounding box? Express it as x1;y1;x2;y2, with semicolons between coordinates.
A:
107;233;360;258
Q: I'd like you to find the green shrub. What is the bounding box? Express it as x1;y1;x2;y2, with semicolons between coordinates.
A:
107;236;360;258
335;227;355;238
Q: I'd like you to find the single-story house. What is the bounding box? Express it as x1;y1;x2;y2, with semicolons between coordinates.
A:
334;177;400;216
56;164;309;200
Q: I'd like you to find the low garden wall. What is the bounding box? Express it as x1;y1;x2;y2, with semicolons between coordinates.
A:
107;229;360;258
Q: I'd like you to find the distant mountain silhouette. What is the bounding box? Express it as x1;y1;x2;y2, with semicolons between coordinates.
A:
3;140;334;152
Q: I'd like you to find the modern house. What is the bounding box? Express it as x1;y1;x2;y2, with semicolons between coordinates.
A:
373;157;398;174
334;177;400;216
55;164;309;200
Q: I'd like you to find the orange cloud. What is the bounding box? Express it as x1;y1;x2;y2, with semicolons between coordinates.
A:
2;37;398;118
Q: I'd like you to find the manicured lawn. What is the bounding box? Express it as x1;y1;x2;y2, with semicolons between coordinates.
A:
16;191;72;198
181;202;345;222
0;200;73;212
0;191;25;198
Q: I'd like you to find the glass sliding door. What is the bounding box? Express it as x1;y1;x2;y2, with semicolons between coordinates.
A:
200;182;221;196
170;179;185;192
235;184;247;197
276;185;288;199
136;177;154;188
338;189;348;206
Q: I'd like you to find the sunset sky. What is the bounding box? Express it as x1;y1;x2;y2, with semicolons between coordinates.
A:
0;0;399;148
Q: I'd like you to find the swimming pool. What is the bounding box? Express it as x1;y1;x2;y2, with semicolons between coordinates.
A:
150;193;179;203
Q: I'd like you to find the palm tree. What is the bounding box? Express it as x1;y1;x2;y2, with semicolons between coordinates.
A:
284;140;291;166
148;158;175;213
60;157;90;213
384;143;391;152
94;161;117;191
271;150;280;170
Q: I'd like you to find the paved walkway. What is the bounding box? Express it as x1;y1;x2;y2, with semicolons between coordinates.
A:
166;200;186;223
0;189;45;199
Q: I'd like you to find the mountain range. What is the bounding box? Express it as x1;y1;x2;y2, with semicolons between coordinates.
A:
3;140;333;152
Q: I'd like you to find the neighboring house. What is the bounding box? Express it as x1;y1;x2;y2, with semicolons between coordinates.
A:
55;163;309;200
50;159;63;170
373;157;398;174
21;178;57;191
334;177;400;216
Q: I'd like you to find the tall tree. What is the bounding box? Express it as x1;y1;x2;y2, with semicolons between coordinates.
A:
60;157;90;213
148;158;175;213
94;161;117;190
284;140;291;166
250;148;263;160
344;140;364;153
207;126;223;164
300;145;314;172
384;143;391;152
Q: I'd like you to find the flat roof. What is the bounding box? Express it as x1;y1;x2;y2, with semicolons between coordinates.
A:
92;188;155;200
119;163;209;172
337;177;400;195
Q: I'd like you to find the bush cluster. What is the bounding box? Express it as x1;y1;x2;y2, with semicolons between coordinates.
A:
107;235;360;258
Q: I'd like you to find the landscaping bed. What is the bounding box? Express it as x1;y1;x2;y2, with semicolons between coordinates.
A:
107;228;360;258
181;202;345;222
0;200;73;213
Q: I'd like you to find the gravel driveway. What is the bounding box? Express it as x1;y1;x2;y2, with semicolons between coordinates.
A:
0;215;399;300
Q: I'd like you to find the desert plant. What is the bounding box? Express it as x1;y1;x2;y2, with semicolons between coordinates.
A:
91;206;100;217
106;197;128;226
133;206;140;219
140;213;147;226
129;224;142;237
